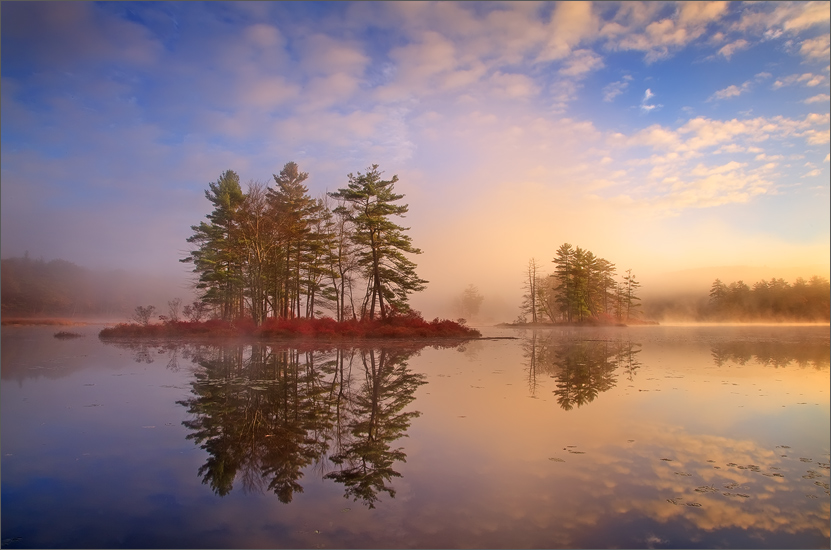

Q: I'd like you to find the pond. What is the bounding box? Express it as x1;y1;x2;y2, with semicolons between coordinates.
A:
1;324;829;548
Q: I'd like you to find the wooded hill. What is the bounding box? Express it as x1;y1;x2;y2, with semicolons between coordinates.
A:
1;255;176;318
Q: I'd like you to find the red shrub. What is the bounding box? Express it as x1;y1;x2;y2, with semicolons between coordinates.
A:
99;313;481;340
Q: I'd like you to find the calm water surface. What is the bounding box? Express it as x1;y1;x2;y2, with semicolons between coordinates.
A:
1;324;829;548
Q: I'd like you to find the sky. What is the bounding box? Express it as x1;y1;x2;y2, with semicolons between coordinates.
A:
2;1;829;320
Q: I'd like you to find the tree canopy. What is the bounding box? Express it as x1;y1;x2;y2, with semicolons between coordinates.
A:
182;163;428;325
520;243;640;324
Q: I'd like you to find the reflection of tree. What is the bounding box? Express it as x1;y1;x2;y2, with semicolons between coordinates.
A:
522;334;641;410
177;345;327;501
523;331;540;395
170;342;427;507
106;340;203;367
711;340;830;369
324;348;426;508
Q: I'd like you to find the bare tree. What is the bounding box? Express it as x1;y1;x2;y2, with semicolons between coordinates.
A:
521;258;540;323
133;305;156;326
168;298;182;322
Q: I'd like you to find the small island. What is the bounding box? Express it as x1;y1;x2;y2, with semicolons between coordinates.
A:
509;244;653;326
99;163;479;340
99;312;479;340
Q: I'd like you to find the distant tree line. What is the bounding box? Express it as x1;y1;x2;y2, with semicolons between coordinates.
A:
519;243;641;324
0;255;169;317
707;276;830;321
182;162;427;326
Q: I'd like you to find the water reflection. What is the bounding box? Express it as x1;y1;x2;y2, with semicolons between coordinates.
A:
523;332;642;410
323;348;425;508
3;326;828;548
106;341;429;508
711;340;830;369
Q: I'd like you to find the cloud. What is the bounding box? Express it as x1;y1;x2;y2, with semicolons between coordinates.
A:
708;81;752;101
2;1;830;313
804;93;831;104
298;34;369;77
640;88;661;113
539;2;600;61
239;76;300;110
244;23;283;49
608;111;831;213
731;1;830;34
559;49;605;76
0;2;164;70
717;38;749;59
800;34;831;60
772;72;826;89
489;71;540;99
603;1;728;63
602;75;632;102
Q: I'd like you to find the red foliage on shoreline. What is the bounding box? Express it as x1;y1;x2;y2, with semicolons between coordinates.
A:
98;313;480;340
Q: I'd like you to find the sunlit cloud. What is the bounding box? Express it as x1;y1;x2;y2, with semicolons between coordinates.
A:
730;1;831;34
804;93;831;104
604;1;729;63
800;34;831;60
772;72;826;89
2;1;829;317
640;88;662;113
708;81;752;101
717;38;749;59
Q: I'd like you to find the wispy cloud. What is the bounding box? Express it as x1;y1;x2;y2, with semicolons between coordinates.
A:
708;81;753;101
602;75;632;102
717;38;749;59
804;93;831;104
772;72;826;89
800;34;831;60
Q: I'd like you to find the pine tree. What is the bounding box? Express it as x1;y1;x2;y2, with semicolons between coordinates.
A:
328;165;427;320
552;243;575;322
182;170;246;320
622;269;641;320
267;162;319;319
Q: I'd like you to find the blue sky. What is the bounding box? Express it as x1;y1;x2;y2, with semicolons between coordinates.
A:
2;1;829;318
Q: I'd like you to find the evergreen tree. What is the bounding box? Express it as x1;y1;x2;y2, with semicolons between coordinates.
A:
182;170;246;320
267;162;319;319
552;243;576;322
328;165;427;320
622;269;641;320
